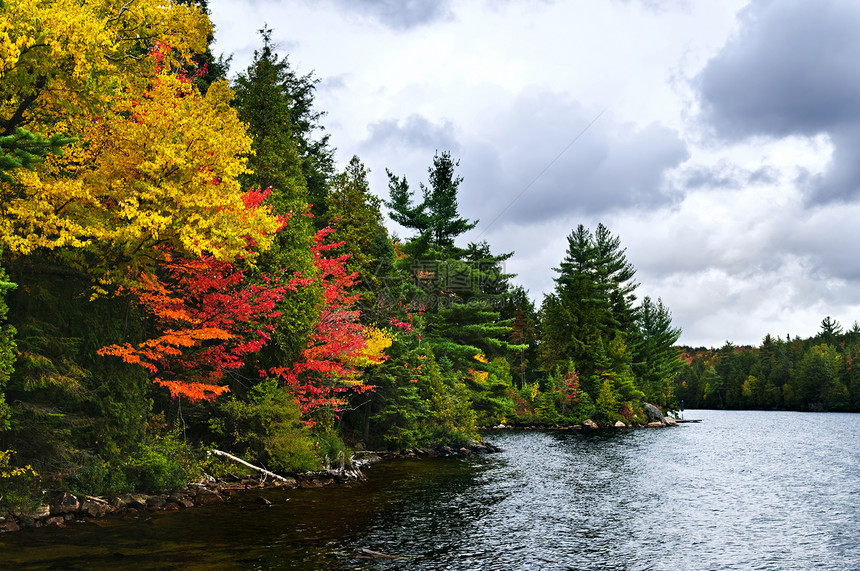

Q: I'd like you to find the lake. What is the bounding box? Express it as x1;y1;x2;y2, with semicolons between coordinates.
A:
2;410;859;570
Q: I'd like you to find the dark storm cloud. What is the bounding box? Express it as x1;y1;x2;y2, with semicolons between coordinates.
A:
330;0;453;30
456;92;688;227
697;0;860;202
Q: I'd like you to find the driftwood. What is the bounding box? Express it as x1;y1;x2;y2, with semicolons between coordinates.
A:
355;548;405;560
207;449;292;483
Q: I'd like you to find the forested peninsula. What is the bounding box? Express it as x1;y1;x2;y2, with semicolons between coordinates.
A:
0;1;853;524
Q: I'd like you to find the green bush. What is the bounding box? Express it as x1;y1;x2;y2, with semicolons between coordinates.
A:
535;391;560;425
593;379;619;426
0;449;41;514
211;380;321;474
67;452;131;497
124;430;194;492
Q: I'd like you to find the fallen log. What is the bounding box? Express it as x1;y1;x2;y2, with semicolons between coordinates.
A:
355;548;404;559
207;449;292;484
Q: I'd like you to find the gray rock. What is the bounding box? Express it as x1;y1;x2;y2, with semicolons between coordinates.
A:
193;487;223;506
26;504;51;519
643;403;666;423
146;495;167;509
81;500;108;517
121;493;149;511
50;492;79;515
18;515;38;528
0;518;20;532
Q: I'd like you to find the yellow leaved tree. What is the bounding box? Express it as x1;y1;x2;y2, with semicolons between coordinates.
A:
0;1;281;284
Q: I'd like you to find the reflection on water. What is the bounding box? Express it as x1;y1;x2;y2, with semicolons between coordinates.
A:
3;410;860;570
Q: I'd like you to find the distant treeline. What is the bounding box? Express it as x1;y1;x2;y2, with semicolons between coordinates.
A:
674;317;860;411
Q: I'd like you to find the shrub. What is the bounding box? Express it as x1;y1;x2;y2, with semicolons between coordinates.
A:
211;380;321;474
0;449;41;514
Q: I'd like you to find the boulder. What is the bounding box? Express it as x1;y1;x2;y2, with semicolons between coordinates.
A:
18;515;39;528
121;493;149;511
614;421;627;428
146;495;167;510
582;419;599;429
643;403;665;423
0;518;20;533
49;492;80;515
664;417;678;427
193;487;223;506
25;504;51;519
81;500;108;518
647;421;664;428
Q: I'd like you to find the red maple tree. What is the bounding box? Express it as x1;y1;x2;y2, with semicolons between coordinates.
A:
269;226;379;415
98;188;304;400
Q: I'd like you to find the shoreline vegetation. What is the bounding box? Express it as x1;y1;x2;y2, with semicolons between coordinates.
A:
0;441;500;533
1;415;690;534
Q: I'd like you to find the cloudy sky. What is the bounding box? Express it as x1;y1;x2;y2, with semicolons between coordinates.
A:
209;0;860;348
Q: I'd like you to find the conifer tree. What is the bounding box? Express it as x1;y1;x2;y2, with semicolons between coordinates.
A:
386;151;478;252
232;28;322;367
234;26;334;224
326;156;392;299
540;224;639;402
385;153;521;392
631;296;683;407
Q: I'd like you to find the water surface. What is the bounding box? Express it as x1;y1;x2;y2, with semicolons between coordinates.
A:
3;410;858;569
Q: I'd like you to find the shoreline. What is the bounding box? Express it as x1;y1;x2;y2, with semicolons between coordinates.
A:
0;420;694;533
0;440;500;533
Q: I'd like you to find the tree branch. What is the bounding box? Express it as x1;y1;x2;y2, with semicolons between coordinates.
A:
207;449;292;483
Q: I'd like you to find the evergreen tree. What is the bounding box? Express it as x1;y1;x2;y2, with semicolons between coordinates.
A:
385;151;478;252
232;28;321;367
384;154;522;413
0;128;76;183
233;26;334;224
505;287;538;388
539;223;639;401
631;296;683;408
818;316;843;345
326;156;391;297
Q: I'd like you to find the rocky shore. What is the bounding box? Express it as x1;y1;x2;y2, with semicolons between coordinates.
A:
482;416;679;431
0;440;500;533
480;403;682;431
